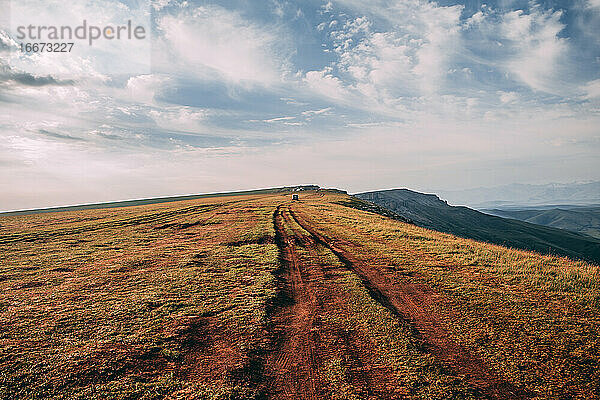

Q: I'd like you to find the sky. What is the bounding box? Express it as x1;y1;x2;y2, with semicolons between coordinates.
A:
0;0;599;210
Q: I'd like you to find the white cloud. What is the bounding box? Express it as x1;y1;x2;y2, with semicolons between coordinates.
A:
8;0;151;78
332;0;464;90
588;0;600;9
464;5;570;95
263;116;296;123
501;8;568;93
303;68;351;102
582;79;600;99
302;107;333;116
153;0;173;11
411;4;463;93
280;97;308;106
126;74;170;105
148;107;209;132
499;91;519;103
321;1;334;13
301;0;465;114
346;121;404;128
465;11;485;27
156;5;290;86
336;28;415;94
272;1;285;17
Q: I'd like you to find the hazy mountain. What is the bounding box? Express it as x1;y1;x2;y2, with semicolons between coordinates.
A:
435;181;600;209
355;189;600;263
483;207;600;239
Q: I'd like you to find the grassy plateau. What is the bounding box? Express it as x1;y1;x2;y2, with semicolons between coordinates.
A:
0;190;598;399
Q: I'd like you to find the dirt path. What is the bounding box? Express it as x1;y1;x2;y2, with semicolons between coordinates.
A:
264;205;406;399
265;205;321;399
288;206;529;399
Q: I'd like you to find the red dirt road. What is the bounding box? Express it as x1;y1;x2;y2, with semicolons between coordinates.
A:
262;204;528;399
265;205;407;399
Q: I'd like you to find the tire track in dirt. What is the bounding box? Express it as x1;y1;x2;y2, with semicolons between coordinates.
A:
265;205;406;399
265;205;321;399
288;206;529;400
279;207;404;399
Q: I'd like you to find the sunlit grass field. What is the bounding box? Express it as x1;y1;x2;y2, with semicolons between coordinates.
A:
1;191;598;399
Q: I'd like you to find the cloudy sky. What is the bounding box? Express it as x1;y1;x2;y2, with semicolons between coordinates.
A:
0;0;599;210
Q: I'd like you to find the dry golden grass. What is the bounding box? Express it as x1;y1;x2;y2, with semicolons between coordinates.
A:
0;190;598;399
302;194;600;398
0;195;282;399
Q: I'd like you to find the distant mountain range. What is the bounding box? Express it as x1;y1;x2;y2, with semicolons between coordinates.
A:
355;189;600;264
483;206;600;240
435;181;600;209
